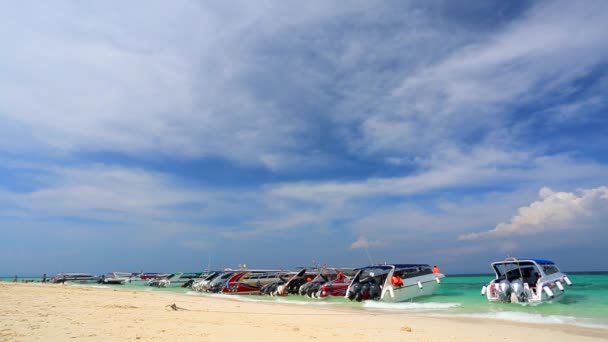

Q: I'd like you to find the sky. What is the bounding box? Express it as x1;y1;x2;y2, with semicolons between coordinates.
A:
1;0;607;276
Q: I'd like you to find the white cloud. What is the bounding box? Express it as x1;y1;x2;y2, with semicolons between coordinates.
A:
350;236;385;250
459;186;608;240
270;148;608;204
350;236;369;249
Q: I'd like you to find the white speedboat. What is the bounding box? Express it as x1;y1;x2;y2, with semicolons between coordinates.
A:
346;264;445;302
191;271;222;292
481;258;572;303
102;272;135;285
199;271;237;293
49;273;102;284
147;272;203;288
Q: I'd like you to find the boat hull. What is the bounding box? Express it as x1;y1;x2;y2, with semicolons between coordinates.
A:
381;278;442;302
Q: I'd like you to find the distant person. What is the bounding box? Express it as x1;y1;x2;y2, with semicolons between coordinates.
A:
42;274;47;283
432;266;441;274
13;275;18;282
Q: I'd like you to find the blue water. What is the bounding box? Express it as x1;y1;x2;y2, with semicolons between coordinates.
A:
4;273;607;329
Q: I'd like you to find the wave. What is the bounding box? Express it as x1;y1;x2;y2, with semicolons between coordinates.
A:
433;312;608;329
70;284;111;289
363;301;461;310
185;292;338;306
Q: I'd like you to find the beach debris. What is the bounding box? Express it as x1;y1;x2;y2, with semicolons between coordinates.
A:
400;325;412;332
165;303;190;311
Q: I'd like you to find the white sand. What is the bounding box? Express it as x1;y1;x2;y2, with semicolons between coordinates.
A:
1;282;605;341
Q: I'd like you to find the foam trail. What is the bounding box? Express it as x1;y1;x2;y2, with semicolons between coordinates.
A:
196;293;338;306
71;284;111;289
363;301;461;310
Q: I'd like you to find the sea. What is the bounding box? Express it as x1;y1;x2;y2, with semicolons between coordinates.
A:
3;272;608;329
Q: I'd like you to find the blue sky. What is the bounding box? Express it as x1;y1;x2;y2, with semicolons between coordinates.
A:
1;0;607;275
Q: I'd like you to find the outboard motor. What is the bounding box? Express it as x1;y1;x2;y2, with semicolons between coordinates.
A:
369;282;380;300
347;282;362;301
497;279;511;302
510;278;524;301
260;282;272;295
354;289;363;302
306;282;323;297
209;283;223;293
298;283;309;296
360;282;370;300
288;278;307;294
271;282;283;295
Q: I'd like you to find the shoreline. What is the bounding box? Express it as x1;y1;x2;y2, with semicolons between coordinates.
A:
1;282;606;341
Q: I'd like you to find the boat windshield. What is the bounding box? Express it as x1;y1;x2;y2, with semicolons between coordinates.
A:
493;261;542;281
494;263;520;277
542;264;560;275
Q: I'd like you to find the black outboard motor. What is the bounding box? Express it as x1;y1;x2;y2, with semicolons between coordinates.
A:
209;283;224;293
260;281;282;295
347;282;362;301
298;281;312;296
369;282;380;299
181;279;195;288
360;282;370;300
305;282;320;297
348;275;380;301
287;278;307;294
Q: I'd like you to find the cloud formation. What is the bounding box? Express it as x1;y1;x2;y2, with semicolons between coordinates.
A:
1;1;608;273
1;1;605;171
459;186;608;240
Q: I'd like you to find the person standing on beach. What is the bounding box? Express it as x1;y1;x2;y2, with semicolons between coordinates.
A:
13;275;18;282
42;274;47;283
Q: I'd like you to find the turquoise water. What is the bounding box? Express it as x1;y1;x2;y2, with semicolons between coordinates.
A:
4;273;607;328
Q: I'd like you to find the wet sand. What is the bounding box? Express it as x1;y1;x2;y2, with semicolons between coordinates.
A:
0;282;605;341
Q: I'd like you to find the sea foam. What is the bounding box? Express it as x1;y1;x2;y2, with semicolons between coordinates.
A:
363;301;461;311
432;312;608;329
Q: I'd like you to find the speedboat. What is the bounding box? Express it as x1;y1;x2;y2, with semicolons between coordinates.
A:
299;273;329;297
482;258;572;303
191;271;223;292
222;270;287;295
317;269;358;298
49;273;102;284
345;264;444;302
207;271;237;293
260;268;328;296
294;268;357;298
147;272;203;287
125;272;170;285
102;272;135;285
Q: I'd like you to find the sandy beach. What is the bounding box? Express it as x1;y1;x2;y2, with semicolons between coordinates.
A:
0;282;605;341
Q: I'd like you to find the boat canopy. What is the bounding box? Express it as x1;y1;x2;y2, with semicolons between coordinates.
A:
357;264;430;271
521;258;555;265
497;258;555;265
